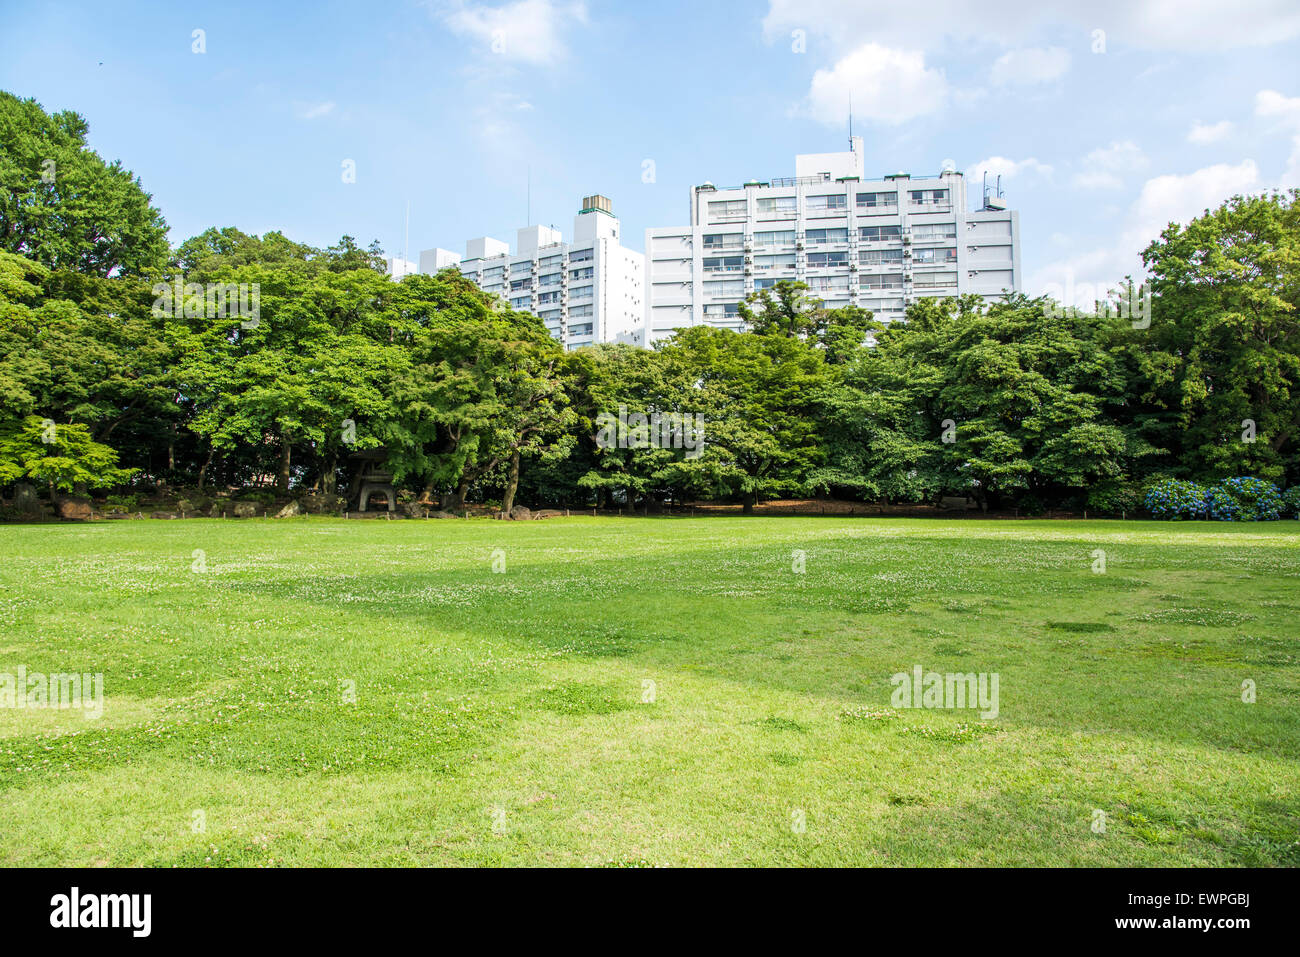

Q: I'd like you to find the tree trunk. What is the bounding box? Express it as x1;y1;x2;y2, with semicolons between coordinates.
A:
277;437;291;493
449;477;469;513
197;445;215;491
500;448;521;516
742;490;756;515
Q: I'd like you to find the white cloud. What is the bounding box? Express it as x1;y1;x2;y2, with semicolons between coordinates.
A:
763;0;1300;53
1187;120;1233;145
990;47;1070;86
297;101;336;120
439;0;588;66
1032;160;1262;295
1255;89;1300;127
969;156;1054;182
1256;90;1300;186
1072;140;1148;190
805;43;947;126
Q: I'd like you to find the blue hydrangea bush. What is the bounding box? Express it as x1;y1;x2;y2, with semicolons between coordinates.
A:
1143;479;1208;520
1146;477;1285;521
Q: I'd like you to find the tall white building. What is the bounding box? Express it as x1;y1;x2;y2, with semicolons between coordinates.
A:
425;195;645;350
644;138;1021;344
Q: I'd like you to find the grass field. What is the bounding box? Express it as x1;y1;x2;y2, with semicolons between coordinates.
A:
1;516;1297;867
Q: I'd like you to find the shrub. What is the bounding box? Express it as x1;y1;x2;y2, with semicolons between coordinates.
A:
1144;479;1208;520
1205;476;1283;522
1281;486;1300;520
1087;480;1142;514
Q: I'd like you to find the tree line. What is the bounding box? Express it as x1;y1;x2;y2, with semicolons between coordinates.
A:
2;90;1298;515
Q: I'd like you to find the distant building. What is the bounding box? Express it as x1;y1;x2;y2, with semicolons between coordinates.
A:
424;195;645;350
643;138;1021;344
387;256;418;279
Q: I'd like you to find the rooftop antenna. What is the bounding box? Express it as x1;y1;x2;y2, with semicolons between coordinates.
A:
848;92;853;148
527;166;531;225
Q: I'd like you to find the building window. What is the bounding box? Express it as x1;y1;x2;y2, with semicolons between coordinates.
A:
805;228;848;245
510;278;531;291
912;223;957;240
569;266;594;280
569;322;594;336
909;188;949;206
753;253;796;270
913;271;958;288
859;225;902;242
705;280;744;296
537;291;561;304
510;296;532;309
703;233;744;250
860;248;904;265
806;276;848;292
914;247;957;264
807;251;848;267
856;191;898;209
754;278;778;290
861;273;904;290
755;196;797;217
703;303;740;318
569;285;594;301
703;256;744;273
708;200;748;222
806;193;847;211
569;248;594;263
754;230;795;248
569;304;594;318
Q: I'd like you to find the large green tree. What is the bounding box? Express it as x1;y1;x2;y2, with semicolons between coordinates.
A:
0;91;168;276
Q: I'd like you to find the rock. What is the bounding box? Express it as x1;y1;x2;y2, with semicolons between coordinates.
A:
12;483;42;518
275;500;304;519
507;506;532;521
533;509;565;520
429;510;459;519
57;496;94;521
233;502;258;518
301;492;345;514
209;504;223;518
176;498;194;513
151;511;179;520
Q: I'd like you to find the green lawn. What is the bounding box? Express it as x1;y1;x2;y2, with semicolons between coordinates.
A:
1;516;1297;866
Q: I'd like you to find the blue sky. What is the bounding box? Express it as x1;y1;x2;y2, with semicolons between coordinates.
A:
3;0;1299;297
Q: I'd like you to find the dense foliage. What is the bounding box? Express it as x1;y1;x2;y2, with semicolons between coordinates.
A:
2;91;1299;515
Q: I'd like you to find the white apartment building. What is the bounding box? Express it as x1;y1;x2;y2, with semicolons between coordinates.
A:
424;195;645;350
644;138;1021;344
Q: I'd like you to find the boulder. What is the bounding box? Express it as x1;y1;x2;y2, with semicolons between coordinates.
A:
12;483;42;518
507;506;532;521
429;510;460;520
208;503;223;518
275;500;304;519
57;496;94;521
300;492;345;514
151;511;179;520
233;502;258;518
